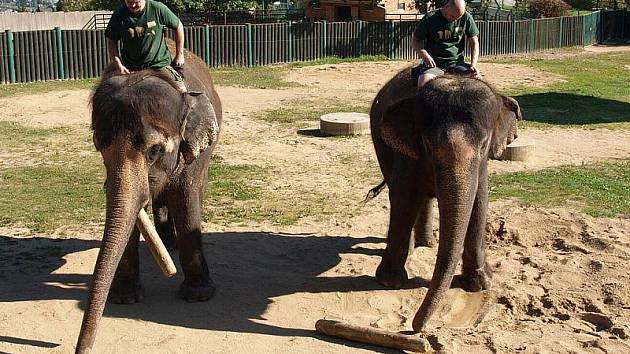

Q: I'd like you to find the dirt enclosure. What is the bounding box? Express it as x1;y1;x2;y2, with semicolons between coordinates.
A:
1;47;629;353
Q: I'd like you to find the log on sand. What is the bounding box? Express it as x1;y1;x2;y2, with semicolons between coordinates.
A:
136;209;177;277
315;319;431;352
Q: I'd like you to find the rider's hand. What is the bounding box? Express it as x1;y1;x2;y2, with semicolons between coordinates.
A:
173;53;185;68
420;50;436;68
115;61;130;75
469;65;482;79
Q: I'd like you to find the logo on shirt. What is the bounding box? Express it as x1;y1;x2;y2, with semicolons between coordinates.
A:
437;26;462;40
128;26;145;38
127;24;156;38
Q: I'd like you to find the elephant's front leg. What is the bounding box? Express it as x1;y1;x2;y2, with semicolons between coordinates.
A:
376;181;421;288
109;227;144;304
168;189;215;302
461;166;493;292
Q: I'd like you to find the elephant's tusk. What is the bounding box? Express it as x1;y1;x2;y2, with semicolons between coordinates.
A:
136;209;177;278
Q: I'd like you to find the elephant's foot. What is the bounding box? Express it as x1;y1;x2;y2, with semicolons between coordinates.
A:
109;278;144;304
179;277;215;302
461;262;493;292
375;262;408;288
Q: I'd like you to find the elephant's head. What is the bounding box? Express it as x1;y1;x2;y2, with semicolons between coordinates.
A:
76;69;219;353
379;78;522;162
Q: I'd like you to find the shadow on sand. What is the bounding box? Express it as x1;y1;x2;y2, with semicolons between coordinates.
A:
0;232;433;353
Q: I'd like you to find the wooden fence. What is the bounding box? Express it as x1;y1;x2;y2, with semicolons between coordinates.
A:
0;10;623;84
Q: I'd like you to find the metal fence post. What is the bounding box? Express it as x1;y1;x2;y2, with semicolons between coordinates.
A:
287;21;293;63
204;25;210;66
246;23;253;67
511;18;516;54
357;20;363;56
4;29;16;83
55;27;65;80
389;21;395;58
484;20;489;55
559;16;564;48
530;19;536;52
322;20;327;58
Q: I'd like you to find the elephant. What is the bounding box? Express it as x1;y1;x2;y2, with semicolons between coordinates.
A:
75;50;221;353
368;68;521;332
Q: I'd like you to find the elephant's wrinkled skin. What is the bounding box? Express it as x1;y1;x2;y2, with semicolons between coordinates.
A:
76;49;221;353
370;69;521;332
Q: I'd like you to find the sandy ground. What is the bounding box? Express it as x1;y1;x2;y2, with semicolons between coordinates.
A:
0;46;629;353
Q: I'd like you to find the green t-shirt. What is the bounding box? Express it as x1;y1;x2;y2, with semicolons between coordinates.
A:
105;0;180;70
413;10;479;67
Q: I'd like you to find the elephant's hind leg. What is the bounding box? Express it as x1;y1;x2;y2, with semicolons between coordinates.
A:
109;227;145;304
168;189;215;302
413;197;436;248
461;169;492;292
376;182;421;288
152;192;177;250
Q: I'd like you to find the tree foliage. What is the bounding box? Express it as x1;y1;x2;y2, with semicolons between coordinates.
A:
528;0;571;17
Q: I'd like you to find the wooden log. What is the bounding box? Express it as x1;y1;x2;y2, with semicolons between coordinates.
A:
136;209;177;278
315;319;431;352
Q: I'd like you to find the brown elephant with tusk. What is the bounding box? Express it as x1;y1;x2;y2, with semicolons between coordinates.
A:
368;68;521;332
75;50;221;353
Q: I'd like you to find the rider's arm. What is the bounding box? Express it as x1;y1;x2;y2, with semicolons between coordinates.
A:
468;35;479;68
413;33;436;68
106;38;129;74
173;21;185;67
411;33;423;56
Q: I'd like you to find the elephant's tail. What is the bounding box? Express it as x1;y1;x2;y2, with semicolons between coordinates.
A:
363;181;387;203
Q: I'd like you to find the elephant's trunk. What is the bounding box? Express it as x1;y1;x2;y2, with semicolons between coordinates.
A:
76;148;149;354
412;132;480;332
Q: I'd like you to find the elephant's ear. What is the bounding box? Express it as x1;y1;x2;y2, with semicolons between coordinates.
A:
489;95;522;160
179;91;220;164
380;97;422;159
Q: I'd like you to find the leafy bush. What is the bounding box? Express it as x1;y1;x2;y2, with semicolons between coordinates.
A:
529;0;571;17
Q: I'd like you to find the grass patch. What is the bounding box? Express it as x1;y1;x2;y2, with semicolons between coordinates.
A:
490;159;630;217
286;55;390;68
0;79;98;98
0;158;105;232
255;98;370;126
0;121;72;142
211;65;301;89
203;160;339;225
211;55;390;89
486;52;630;128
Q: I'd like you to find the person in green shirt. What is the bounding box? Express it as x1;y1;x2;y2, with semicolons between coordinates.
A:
411;0;481;87
105;0;186;90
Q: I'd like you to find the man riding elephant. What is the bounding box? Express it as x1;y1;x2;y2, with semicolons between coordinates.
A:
105;0;187;91
411;0;482;87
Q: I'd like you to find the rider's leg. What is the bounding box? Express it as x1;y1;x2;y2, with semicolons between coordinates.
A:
417;67;445;88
